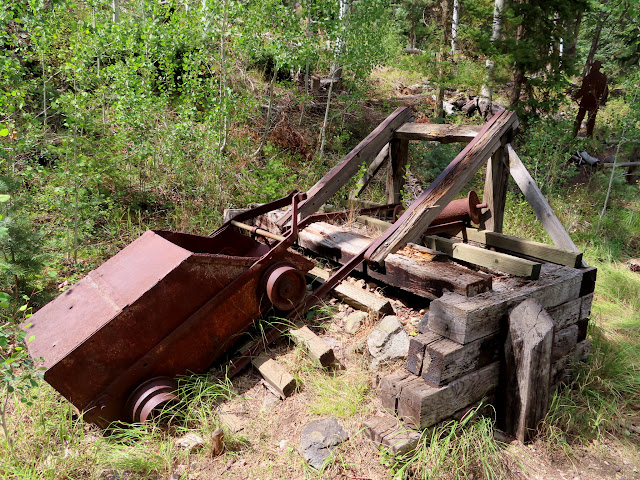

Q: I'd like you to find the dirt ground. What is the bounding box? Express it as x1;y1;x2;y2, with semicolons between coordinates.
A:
168;278;640;480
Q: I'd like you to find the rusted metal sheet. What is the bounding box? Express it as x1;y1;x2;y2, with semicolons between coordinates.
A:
24;193;313;428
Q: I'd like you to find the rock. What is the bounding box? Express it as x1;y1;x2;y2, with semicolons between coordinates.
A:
367;315;410;365
175;432;205;452
299;418;349;469
344;311;367;334
628;258;640;272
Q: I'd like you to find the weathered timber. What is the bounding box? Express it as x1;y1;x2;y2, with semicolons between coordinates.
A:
603;161;640;167
428;263;583;344
577;319;589;342
392;123;482;143
298;222;492;299
386;139;409;204
366;110;519;265
280;107;413;225
507;144;584;266
378;370;415;413
457;227;583;268
580;293;594;320
363;416;421;456
550;340;591;393
351;144;390;199
503;299;554;443
289;326;335;367
482;142;509;232
251;354;296;399
551;324;579;362
406;332;443;376
546;297;582;330
223;208;249;223
424;235;541;279
307;267;393;315
397;362;500;430
579;266;597;296
422;333;501;386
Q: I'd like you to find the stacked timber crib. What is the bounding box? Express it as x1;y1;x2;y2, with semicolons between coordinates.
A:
248;107;596;445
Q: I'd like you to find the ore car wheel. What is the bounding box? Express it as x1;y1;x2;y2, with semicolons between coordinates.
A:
265;264;306;311
126;377;179;423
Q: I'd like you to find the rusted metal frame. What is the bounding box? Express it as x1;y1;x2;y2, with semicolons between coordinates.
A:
227;246;369;378
218;190;305;232
364;110;518;265
90;195;306;416
277;107;414;229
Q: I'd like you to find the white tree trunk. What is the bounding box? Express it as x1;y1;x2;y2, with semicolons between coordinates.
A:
480;0;504;101
451;0;459;55
112;0;120;23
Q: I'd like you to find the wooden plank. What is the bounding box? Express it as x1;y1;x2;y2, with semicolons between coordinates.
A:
428;263;583;344
546;297;582;330
507;144;584;267
579;266;597;296
289;326;335;367
397;362;500;430
356;215;392;232
281;107;413;225
482;142;509;232
406;332;443;376
458;227;583;268
386;139;409;204
603;161;640;167
298;222;492;299
351;144;390;198
363;416;421;456
378;370;415;413
307;267;394;315
251;354;296;399
580;293;594;319
551;324;579;362
503;299;554;443
425;235;541;279
422;333;501;386
366;110;519;265
393;123;482;143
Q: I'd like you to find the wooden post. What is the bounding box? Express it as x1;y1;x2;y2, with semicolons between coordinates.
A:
386;139;410;204
507;144;585;267
502;298;554;442
366;110;519;265
482;138;509;232
351;144;390;199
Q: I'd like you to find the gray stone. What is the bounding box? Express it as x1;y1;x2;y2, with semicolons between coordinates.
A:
175;432;204;452
344;311;367;334
367;315;410;364
299;418;349;469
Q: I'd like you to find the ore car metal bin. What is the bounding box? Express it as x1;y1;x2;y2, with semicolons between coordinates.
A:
24;193;313;427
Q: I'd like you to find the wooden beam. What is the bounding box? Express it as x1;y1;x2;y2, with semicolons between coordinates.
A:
297;222;492;299
424;235;542;279
280;107;413;226
307;266;394;315
251;354;296;398
393;123;482;143
397;362;500;430
502;299;554;443
406;332;443;375
351;144;390;199
428;263;583;344
422;333;501;386
363;416;421;456
457;227;583;268
482;141;509;232
386;138;410;204
366;110;519;265
602;161;640;168
507;144;584;267
289;326;335;367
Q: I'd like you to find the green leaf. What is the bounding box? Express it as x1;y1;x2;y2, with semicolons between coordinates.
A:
0;194;10;202
0;129;8;137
